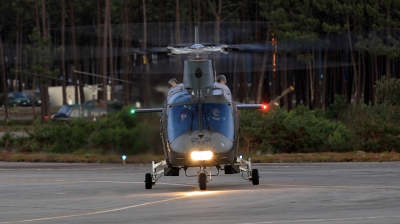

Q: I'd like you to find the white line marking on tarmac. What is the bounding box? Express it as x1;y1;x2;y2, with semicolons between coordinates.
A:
0;195;192;223
240;216;400;224
0;179;199;223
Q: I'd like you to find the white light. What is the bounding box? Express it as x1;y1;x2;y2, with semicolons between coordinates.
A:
191;151;213;161
122;155;127;160
239;154;243;159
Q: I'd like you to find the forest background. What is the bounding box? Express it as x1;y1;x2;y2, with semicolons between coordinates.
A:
0;0;400;161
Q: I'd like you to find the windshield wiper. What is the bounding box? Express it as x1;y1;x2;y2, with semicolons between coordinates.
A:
202;106;211;130
189;109;194;131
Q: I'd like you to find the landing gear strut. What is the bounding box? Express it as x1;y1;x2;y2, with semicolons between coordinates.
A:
236;157;259;185
145;160;166;189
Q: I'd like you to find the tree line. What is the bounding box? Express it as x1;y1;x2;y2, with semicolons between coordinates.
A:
0;0;399;121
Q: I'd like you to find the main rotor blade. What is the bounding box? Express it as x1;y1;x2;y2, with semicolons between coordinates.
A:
236;86;294;110
17;70;132;97
269;86;295;106
73;70;140;85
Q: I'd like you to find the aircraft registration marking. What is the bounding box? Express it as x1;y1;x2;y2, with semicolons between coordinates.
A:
190;137;211;143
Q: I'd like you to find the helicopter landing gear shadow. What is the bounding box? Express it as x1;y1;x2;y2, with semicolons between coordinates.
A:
145;157;259;190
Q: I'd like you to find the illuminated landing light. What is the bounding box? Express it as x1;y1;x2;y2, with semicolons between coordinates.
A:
191;151;213;161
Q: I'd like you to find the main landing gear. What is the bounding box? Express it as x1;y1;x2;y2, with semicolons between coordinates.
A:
236;156;259;185
144;157;259;190
145;160;167;189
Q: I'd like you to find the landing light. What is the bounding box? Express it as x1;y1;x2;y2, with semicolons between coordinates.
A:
191;151;213;161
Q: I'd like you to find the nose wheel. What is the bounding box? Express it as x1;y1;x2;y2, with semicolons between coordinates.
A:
198;173;207;190
197;167;209;190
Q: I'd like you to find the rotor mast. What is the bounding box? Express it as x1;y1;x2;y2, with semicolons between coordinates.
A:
166;27;228;89
195;26;199;44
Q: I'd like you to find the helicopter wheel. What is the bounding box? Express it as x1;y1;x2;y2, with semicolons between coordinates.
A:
199;173;207;190
251;169;259;185
145;173;152;189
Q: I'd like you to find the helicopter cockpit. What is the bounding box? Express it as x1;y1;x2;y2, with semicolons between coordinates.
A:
202;103;234;139
167;102;234;142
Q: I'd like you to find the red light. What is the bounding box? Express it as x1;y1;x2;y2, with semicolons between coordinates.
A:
262;104;268;110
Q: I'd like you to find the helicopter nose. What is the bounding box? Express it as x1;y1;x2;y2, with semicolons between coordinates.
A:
169;131;233;154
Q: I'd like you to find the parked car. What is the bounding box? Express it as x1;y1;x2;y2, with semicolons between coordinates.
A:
24;90;51;107
81;99;123;117
49;104;81;120
5;92;31;107
27;91;42;106
35;92;42;106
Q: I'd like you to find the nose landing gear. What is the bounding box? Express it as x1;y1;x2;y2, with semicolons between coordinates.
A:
197;166;209;190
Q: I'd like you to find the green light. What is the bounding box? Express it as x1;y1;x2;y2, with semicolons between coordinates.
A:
130;109;135;114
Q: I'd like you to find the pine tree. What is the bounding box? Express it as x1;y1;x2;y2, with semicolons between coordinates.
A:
25;28;60;121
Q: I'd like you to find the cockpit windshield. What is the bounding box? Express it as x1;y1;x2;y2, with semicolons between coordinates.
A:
167;103;234;142
168;104;199;141
202;103;234;140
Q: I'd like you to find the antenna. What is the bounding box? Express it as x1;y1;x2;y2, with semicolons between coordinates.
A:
195;26;199;44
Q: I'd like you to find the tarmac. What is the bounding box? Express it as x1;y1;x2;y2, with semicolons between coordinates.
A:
1;162;400;224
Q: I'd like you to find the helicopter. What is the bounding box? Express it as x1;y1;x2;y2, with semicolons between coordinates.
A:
134;28;294;190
